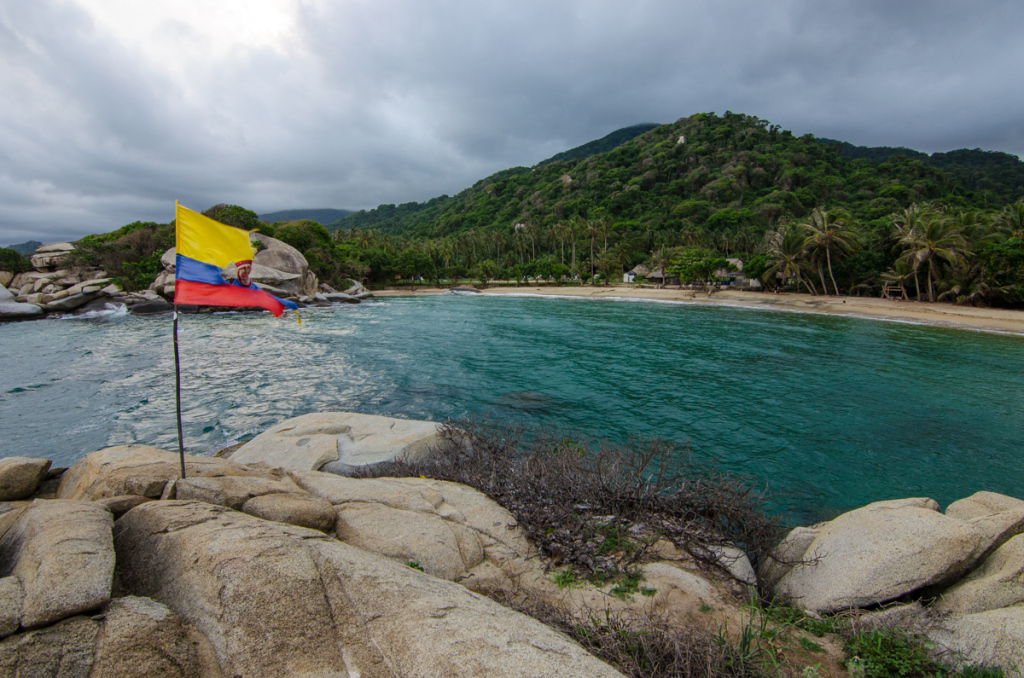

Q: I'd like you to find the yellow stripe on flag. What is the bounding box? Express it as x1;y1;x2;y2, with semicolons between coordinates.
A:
175;202;254;268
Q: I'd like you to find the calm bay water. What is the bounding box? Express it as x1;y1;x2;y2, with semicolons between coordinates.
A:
1;294;1022;523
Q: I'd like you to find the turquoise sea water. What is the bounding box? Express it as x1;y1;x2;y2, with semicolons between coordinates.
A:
1;294;1022;523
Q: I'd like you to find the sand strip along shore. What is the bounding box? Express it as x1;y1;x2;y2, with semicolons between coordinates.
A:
374;285;1024;335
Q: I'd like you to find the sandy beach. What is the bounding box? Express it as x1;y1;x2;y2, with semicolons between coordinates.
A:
375;285;1024;335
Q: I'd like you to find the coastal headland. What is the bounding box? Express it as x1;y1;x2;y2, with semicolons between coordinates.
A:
0;412;1021;676
377;285;1024;335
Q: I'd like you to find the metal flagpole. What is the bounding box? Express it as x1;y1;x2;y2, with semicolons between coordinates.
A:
173;199;187;480
173;304;186;479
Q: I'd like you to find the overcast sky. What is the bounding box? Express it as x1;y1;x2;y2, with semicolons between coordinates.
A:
1;0;1022;245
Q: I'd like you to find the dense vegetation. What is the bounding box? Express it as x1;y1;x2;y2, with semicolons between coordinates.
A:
310;112;1024;306
820;139;1024;203
20;112;1023;306
537;123;660;166
0;247;31;274
258;208;352;225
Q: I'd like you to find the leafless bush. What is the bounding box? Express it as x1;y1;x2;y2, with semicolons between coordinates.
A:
358;417;782;586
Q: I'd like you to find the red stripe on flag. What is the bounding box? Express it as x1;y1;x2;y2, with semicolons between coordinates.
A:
174;280;285;317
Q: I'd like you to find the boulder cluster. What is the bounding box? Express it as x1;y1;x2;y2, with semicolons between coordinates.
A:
1;410;1021;676
0;235;372;321
0;412;770;677
761;495;1024;673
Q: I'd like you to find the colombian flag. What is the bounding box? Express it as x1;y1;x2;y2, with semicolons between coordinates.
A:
173;202;296;316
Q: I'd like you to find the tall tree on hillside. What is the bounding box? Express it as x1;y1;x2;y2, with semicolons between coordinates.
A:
802;208;859;296
898;216;967;303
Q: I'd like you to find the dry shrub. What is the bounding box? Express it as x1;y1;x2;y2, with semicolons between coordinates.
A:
358;417;782;586
495;591;766;678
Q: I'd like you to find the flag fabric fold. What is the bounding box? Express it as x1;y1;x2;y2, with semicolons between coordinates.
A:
173;203;296;317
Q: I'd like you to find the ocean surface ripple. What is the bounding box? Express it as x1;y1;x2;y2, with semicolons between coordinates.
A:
1;295;1022;523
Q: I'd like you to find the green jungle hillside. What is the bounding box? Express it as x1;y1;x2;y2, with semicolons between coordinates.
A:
259;208;352;225
537;123;660;166
36;112;1024;307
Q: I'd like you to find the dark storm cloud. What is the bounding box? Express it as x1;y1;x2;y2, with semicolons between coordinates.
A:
1;0;1022;244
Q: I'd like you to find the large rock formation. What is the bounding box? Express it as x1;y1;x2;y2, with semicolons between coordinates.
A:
114;500;625;678
764;498;983;613
28;243;75;270
230;411;441;473
0;284;43;321
56;444;267;501
0;458;50;501
934;535;1024;615
4;439;1023;677
928;606;1024;676
0;501;114;631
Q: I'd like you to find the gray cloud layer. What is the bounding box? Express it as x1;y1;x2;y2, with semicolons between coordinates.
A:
1;0;1022;244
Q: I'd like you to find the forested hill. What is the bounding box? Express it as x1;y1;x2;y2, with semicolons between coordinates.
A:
259;208;352;224
537;123;660;165
819;139;1024;202
328;112;1010;241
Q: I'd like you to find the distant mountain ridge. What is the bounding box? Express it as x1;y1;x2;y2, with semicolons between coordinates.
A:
5;241;42;256
259;208;352;225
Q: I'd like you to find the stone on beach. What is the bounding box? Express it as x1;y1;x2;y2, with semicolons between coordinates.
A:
934;534;1024;615
946;491;1024;561
175;474;305;510
230;411;441;473
0;457;51;501
95;495;154;519
0;500;114;630
927;606;1024;677
56;445;266;501
240;492;336;533
29;243;75;270
0;284;43;321
292;471;529;579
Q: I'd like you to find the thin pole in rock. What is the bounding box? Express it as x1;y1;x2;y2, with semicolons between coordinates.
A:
173;304;186;479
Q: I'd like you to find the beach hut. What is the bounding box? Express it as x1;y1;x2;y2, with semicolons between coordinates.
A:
624;264;650;283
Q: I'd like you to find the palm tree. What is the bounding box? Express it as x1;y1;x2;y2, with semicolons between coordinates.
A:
801;208;859;296
586;220;600;282
764;225;816;294
650;247;672;288
995;200;1024;239
888;205;929;300
568;215;584;275
898;217;967;303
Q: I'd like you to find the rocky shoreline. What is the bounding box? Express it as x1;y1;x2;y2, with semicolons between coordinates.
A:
0;412;1020;676
0;236;373;322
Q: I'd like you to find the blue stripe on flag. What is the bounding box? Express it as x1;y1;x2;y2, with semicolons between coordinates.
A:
176;254;227;286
